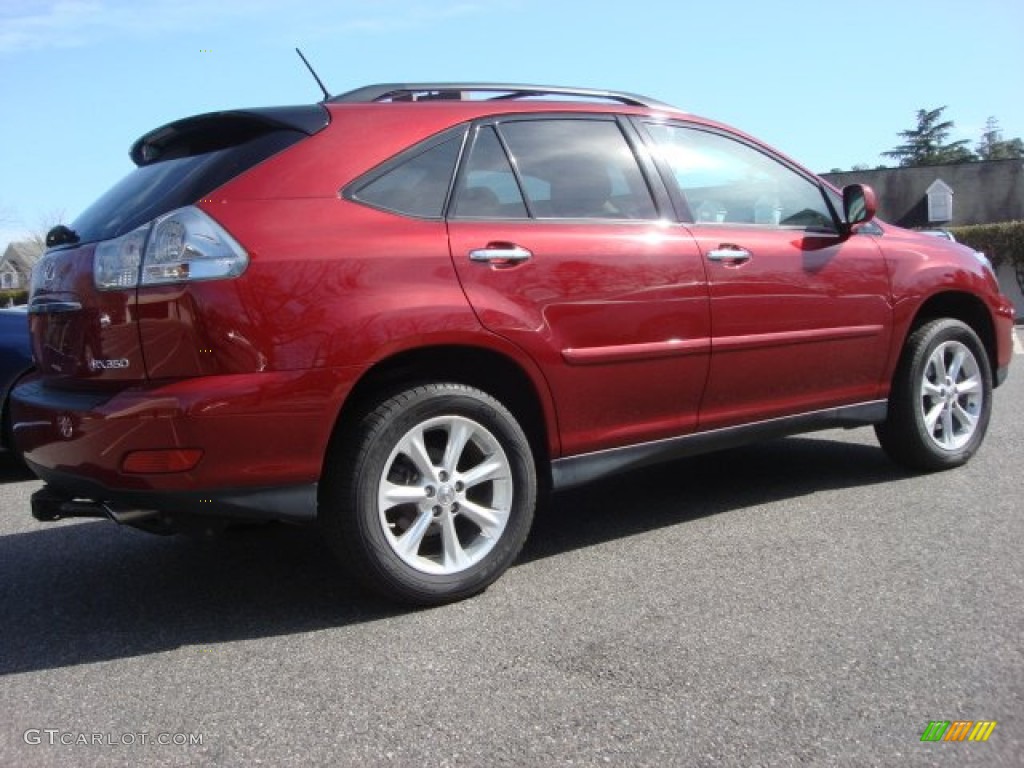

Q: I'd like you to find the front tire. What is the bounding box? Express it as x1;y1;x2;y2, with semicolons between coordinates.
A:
321;383;537;605
875;319;993;471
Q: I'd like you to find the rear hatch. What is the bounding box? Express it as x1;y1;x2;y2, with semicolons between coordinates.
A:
28;105;329;386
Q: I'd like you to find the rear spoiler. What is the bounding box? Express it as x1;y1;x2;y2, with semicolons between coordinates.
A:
130;104;330;166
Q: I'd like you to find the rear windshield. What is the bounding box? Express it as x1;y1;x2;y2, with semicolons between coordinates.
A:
71;129;305;244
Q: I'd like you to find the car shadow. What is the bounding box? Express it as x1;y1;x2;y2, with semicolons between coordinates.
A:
0;453;35;483
523;432;903;562
0;434;905;675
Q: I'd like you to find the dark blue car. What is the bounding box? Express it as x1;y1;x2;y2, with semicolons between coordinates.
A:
1;305;32;454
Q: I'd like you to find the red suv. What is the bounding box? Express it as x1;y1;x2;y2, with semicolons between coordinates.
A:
14;83;1015;604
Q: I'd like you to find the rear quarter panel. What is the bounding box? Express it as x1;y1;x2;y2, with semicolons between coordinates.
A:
192;197;562;455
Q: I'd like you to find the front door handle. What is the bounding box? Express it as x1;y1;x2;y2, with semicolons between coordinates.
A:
707;246;752;265
469;243;532;266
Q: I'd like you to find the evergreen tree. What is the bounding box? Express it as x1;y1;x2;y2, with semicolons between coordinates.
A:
883;107;975;166
976;116;1024;160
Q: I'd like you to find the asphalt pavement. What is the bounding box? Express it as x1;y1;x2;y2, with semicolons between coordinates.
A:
1;349;1021;767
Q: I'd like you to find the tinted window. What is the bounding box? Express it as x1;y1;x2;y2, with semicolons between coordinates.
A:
350;136;463;218
496;119;658;220
452;126;528;219
72;130;305;244
646;123;837;231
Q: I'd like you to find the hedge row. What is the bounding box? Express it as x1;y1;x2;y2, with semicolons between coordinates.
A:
0;289;28;307
948;220;1024;270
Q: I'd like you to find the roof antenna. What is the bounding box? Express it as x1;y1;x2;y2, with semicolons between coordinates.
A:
295;48;330;101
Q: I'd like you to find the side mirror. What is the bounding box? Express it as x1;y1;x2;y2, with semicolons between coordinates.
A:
842;184;877;230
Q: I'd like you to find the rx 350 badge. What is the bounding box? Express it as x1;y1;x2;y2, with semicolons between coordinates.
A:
89;358;130;371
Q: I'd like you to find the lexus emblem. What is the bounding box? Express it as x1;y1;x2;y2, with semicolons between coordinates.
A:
42;258;57;287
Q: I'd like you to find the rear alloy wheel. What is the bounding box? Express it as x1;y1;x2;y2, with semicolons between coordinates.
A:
322;383;536;605
875;319;992;471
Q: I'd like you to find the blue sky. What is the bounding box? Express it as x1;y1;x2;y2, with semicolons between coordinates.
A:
1;0;1022;248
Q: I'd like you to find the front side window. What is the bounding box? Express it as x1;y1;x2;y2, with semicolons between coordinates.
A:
646;123;837;232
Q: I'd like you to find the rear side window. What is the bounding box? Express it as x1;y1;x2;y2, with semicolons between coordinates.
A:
497;119;658;220
452;126;529;219
348;133;464;218
348;118;658;221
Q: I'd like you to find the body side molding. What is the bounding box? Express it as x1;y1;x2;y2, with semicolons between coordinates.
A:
551;400;888;490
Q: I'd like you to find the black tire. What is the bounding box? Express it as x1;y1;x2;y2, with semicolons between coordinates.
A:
321;383;537;606
2;369;32;466
1;396;13;455
875;318;993;471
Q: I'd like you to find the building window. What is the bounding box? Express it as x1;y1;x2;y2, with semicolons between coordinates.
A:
927;179;954;223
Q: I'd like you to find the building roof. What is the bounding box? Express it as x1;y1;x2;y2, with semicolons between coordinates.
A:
1;241;43;272
822;158;1024;228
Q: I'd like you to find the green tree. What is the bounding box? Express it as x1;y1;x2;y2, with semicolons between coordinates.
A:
976;116;1024;160
883;106;975;166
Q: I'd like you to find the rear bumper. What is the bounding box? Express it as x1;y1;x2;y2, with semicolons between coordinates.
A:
28;464;318;524
11;368;358;522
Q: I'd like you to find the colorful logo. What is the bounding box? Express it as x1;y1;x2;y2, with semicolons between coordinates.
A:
920;720;997;742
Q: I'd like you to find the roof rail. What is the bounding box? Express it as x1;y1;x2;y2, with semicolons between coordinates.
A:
328;83;675;109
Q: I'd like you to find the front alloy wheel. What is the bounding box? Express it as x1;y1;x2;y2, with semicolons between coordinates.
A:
322;383;536;605
917;339;984;451
876;318;993;471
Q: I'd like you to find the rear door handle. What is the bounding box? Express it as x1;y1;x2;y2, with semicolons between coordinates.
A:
707;246;752;265
469;243;532;266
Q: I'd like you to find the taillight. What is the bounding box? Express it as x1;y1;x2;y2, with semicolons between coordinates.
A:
94;225;147;289
94;206;248;290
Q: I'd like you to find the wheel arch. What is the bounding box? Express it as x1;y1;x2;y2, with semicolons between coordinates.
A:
906;291;998;379
320;344;556;501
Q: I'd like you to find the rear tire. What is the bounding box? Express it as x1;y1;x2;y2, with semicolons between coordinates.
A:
875;319;992;471
321;383;537;605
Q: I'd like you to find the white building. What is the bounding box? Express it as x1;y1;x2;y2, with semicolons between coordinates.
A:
0;240;42;293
